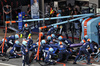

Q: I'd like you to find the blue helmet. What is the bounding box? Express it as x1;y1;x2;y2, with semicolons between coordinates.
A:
49;48;54;52
54;25;58;28
15;34;20;39
36;42;41;46
22;40;27;46
27;36;32;39
58;36;63;40
58;41;64;45
47;36;51;40
24;23;29;28
51;34;55;38
15;40;20;45
87;39;92;43
80;18;84;23
57;14;61;17
81;40;86;44
23;38;27;41
41;40;46;44
2;38;7;42
84;35;88;39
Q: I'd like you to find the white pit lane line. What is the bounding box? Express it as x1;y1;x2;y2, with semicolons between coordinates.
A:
92;64;100;66
0;63;17;66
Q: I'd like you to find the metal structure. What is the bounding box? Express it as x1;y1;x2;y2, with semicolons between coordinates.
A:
5;13;94;43
23;13;94;22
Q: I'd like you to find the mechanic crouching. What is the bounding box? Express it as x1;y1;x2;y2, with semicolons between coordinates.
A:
44;47;56;65
58;36;73;45
7;34;20;47
9;40;21;58
56;41;70;63
0;38;8;56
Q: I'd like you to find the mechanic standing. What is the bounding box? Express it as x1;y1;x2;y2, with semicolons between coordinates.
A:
21;40;30;66
73;39;94;64
20;23;31;38
47;25;58;35
56;41;70;63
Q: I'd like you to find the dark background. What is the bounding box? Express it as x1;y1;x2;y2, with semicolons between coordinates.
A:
0;0;30;22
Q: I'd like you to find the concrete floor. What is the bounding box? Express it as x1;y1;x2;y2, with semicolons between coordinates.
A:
0;29;100;66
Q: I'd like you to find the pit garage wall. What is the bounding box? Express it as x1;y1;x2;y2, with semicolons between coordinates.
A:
76;0;99;8
55;0;75;6
67;0;75;6
89;0;99;7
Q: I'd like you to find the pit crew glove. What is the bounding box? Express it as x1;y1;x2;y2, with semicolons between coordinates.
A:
60;26;63;28
20;34;23;38
28;34;31;37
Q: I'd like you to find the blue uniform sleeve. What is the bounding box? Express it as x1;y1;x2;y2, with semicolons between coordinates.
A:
29;27;31;34
27;40;30;47
6;37;10;43
0;41;2;45
21;46;25;55
29;43;37;51
28;39;33;45
21;28;24;34
29;44;35;50
64;38;73;44
50;51;56;56
90;43;94;52
47;29;51;35
29;46;33;51
47;27;54;35
10;35;15;40
12;44;16;50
